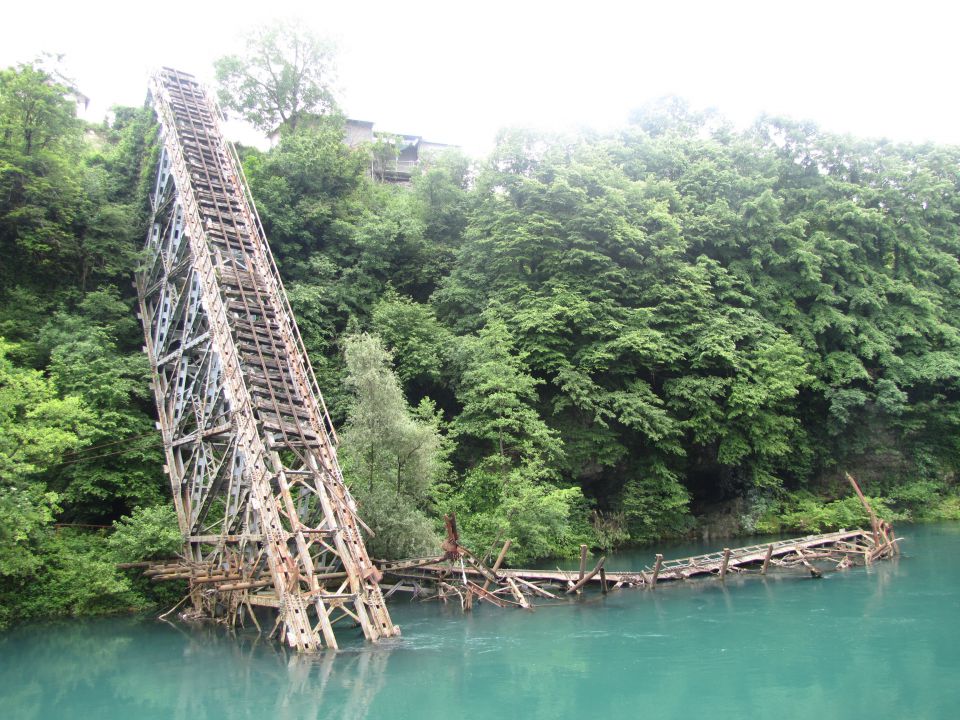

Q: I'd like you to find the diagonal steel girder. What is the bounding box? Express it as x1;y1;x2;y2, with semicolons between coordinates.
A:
136;67;398;651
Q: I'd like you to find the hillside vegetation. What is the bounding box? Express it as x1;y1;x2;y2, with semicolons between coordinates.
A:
1;63;958;625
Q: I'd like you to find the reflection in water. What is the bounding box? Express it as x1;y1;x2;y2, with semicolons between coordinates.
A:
280;645;392;720
1;523;958;719
0;614;398;720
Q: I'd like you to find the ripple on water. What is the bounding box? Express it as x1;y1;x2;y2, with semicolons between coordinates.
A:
1;523;958;720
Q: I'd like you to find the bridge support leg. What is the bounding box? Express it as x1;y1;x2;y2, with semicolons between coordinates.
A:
649;554;663;589
761;544;774;575
720;548;731;579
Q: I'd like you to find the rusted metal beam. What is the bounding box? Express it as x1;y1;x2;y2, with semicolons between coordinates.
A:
649;554;663;589
137;68;397;652
381;527;896;602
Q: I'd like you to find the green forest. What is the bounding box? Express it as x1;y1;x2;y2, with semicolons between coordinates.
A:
2;44;959;626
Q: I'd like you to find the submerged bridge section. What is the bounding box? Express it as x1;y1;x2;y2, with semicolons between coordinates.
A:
136;68;397;651
378;525;899;604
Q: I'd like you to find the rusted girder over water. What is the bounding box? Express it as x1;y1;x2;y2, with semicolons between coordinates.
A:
136;68;397;651
376;526;898;604
379;477;898;603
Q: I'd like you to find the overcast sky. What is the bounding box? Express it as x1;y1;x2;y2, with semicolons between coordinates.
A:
3;0;958;155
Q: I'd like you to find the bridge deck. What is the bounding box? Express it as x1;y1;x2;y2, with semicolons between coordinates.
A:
383;528;893;592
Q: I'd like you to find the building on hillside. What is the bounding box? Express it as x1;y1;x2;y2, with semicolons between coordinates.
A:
33;55;90;115
344;118;456;183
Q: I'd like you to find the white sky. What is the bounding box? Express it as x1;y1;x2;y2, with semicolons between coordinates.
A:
3;0;959;155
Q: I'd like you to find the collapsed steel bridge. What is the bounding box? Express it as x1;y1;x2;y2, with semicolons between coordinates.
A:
136;68;397;651
133;70;902;652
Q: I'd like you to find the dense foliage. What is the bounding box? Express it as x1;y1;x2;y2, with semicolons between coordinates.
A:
0;63;181;627
244;103;960;556
1;62;958;626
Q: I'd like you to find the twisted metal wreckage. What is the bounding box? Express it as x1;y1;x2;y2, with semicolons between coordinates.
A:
129;68;899;652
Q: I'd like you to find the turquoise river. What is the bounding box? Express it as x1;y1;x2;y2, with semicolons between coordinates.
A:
2;522;959;719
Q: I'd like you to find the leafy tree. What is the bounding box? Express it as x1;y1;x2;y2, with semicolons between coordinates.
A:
370;290;453;388
338;333;446;558
30;290;163;521
618;462;692;543
242;118;365;281
0;64;83;288
436;314;591;561
0;62;172;626
434;109;960;539
0;63;77;155
451;314;562;467
0;338;94;483
2;528;145;628
215;20;338;133
441;461;592;565
107;505;181;562
0;484;58;586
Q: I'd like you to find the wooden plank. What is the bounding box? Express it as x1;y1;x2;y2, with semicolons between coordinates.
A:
566;556;606;595
396;527;889;601
846;472;881;544
507;578;531;610
794;548;823;578
482;539;512;592
761;544;773;575
649;554;663;589
217;579;273;592
513;576;559;600
465;581;508;608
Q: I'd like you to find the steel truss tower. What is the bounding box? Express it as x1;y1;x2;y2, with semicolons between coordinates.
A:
136;68;398;651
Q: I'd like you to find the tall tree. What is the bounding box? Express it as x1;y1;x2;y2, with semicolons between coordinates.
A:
0;63;77;155
451;314;562;467
338;333;446;558
214;20;338;133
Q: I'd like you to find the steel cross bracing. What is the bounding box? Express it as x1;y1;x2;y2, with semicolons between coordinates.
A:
136;67;398;651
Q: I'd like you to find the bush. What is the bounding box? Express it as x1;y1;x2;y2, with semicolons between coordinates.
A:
618;466;694;544
442;462;594;565
755;492;899;534
107;504;181;561
0;529;143;627
934;493;960;521
352;485;440;560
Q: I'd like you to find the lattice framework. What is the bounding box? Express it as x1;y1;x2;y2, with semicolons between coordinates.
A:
137;68;398;651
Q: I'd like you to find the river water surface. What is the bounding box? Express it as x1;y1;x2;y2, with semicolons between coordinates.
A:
2;523;958;719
